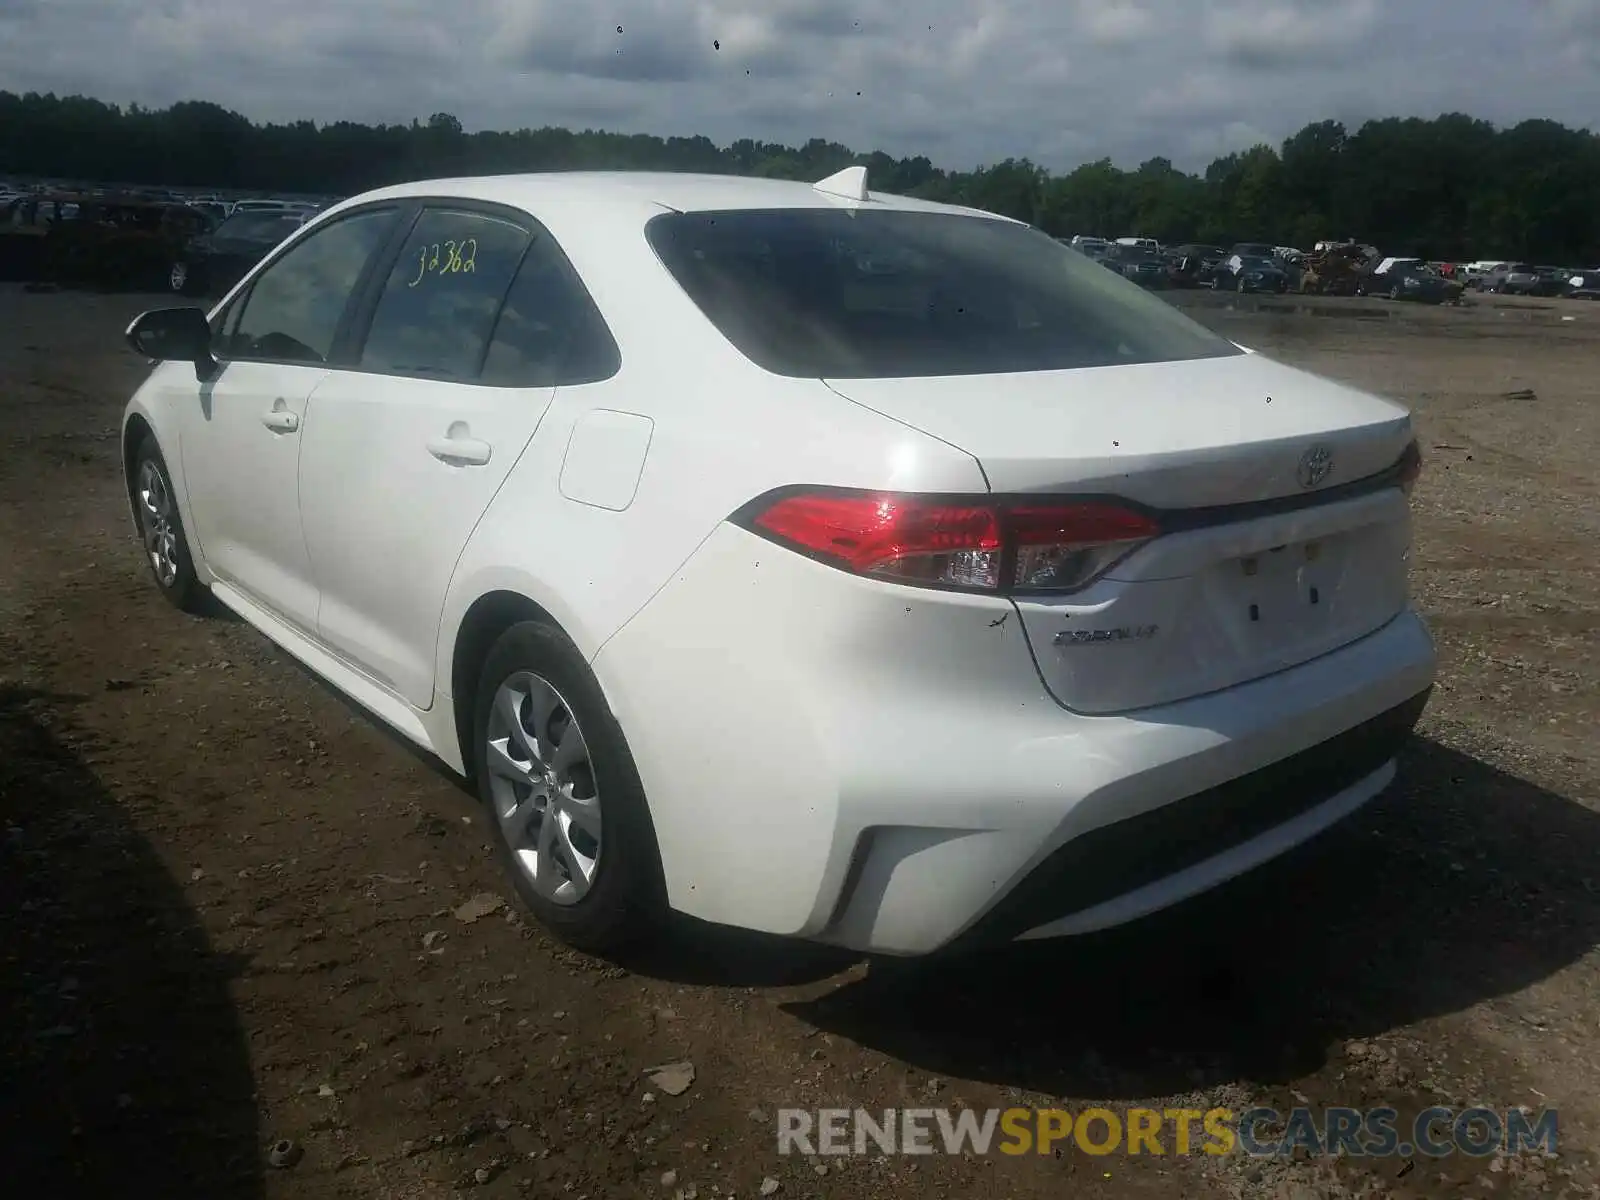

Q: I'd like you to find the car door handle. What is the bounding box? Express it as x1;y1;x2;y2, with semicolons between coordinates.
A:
261;410;299;433
427;436;492;466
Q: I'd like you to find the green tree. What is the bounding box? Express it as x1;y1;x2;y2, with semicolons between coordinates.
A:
1;90;1596;261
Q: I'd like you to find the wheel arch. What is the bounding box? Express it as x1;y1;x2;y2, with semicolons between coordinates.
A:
448;589;566;781
121;410;157;527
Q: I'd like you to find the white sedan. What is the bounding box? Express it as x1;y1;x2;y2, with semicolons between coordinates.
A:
120;166;1435;956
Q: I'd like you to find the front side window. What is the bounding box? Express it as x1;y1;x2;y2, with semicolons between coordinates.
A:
358;209;530;379
223;208;396;364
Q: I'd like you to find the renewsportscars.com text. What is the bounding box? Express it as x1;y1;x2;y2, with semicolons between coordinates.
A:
776;1106;1558;1158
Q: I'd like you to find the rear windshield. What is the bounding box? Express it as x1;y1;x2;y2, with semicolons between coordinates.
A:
645;209;1242;379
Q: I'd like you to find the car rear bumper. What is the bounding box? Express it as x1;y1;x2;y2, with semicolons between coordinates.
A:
949;688;1426;948
594;523;1436;956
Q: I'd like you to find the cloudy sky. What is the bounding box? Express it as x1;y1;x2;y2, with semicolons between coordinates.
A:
3;0;1598;172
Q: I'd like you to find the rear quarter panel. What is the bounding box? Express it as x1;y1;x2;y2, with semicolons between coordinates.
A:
433;194;989;687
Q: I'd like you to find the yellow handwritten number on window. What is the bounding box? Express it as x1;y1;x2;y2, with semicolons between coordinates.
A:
407;237;481;287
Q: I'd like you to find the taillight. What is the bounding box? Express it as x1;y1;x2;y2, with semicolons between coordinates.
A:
1007;503;1159;591
1397;440;1422;497
740;491;1160;594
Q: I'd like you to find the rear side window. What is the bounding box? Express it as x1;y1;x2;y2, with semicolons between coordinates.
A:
479;237;621;387
646;209;1241;378
358;209;531;378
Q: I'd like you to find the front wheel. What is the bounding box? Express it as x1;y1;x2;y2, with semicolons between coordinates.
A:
131;435;204;611
473;620;665;954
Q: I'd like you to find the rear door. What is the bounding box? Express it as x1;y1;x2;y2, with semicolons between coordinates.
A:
296;203;618;709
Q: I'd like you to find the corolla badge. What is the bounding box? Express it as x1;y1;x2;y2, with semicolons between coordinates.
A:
1296;444;1334;489
1054;624;1159;646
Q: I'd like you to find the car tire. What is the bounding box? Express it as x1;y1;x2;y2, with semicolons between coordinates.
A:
168;261;202;296
472;620;666;954
130;434;205;612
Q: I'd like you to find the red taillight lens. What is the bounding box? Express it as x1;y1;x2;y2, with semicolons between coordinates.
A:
751;493;1004;587
745;491;1159;593
1397;440;1422;497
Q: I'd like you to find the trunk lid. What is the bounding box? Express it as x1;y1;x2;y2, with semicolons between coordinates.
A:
824;352;1412;507
825;353;1417;713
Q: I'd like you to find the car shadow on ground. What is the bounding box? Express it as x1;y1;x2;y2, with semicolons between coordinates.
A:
0;685;262;1195
267;651;857;988
778;735;1600;1097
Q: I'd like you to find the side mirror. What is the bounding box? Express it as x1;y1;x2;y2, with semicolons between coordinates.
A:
125;306;217;381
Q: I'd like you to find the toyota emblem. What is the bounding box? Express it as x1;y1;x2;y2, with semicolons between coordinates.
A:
1297;444;1334;489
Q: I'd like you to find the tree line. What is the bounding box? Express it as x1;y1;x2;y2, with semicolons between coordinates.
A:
2;90;1597;264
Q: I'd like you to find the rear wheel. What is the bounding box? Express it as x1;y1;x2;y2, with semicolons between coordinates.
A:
472;620;665;953
168;261;199;295
131;435;204;612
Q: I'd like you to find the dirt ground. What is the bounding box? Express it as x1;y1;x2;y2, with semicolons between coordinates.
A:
2;283;1598;1200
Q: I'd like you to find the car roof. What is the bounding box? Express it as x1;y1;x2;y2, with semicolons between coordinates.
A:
323;170;1022;227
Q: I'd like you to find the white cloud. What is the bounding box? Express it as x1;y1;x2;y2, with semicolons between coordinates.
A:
1204;0;1383;66
0;0;1595;173
1075;1;1157;46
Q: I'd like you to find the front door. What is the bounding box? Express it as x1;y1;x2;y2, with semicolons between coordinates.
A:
177;206;399;633
183;360;327;631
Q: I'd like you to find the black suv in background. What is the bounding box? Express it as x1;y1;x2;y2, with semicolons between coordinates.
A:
168;210;308;297
1102;242;1170;288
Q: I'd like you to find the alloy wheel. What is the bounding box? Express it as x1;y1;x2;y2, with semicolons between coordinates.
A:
136;458;180;587
484;671;602;905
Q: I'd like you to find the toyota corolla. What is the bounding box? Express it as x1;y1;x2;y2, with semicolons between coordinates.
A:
119;167;1434;957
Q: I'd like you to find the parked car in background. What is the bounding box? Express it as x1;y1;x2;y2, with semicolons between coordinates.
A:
0;193;76;280
1361;261;1462;304
1103;242;1169;287
1230;242;1278;261
1460;261;1504;288
1162;245;1228;288
188;199;234;224
1533;267;1567;295
1067;236;1110;261
1114;235;1161;254
1167;244;1224;269
117;167;1434;957
1565;269;1600;299
4;192;212;288
231;198;301;216
168;209;309;296
1219;253;1289;293
1479;263;1544;295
